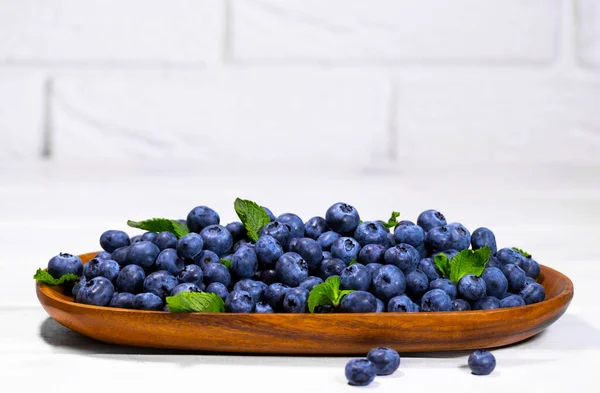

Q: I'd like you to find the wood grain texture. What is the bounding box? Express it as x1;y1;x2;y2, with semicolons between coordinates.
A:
35;252;574;354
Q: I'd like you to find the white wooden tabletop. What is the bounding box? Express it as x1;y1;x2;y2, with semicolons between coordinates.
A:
1;162;599;393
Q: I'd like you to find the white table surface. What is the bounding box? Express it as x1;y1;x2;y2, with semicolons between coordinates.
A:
1;162;599;393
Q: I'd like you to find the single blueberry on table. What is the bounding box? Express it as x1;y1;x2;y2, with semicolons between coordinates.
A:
358;244;386;265
177;264;203;286
225;290;255;313
187;206;220;233
384;244;420;272
111;246;130;267
387;294;419;312
231;246;259;279
447;222;471;251
202;262;231;287
330;237;361;265
425;226;454;252
170;283;201;296
262;206;276;222
143;270;178;299
345;359;376;386
471;227;497;254
116;264;146;294
153;231;178;251
255;235;284;267
429;278;457;300
394;221;425;250
276;252;309;287
282;287;309;313
421;288;452;312
141;232;157;243
176;233;204;261
502;263;527;293
298;276;323;291
134;292;164;310
95;251;112;260
289;237;323;269
375;298;385;312
259;268;278;285
225;221;247;243
109;292;135;309
365;263;383;274
354;221;389;247
277;213;305;238
304;216;329;240
317;231;341;251
76;277;115;306
472;296;501;310
325;202;361;235
371;265;406;302
319;258;347;279
468;350;496;376
340;264;372;291
155;248;185;275
452;298;471;311
481;267;509;298
260;221;292;249
405;269;430;299
499;294;526;308
83;258;120;282
206;282;229;301
48;253;83;278
193;250;220;269
264;283;290;311
520;282;545;305
340;291;378;313
457;275;487;302
100;230;131;253
417;209;447;232
200;225;233;257
255;302;274;313
126;241;161;269
367;347;401;376
233;279;268;303
417;257;441;282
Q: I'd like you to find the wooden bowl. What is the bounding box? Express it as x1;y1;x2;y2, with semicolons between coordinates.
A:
36;252;574;354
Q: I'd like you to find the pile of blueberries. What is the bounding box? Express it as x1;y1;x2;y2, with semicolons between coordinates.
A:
47;202;546;313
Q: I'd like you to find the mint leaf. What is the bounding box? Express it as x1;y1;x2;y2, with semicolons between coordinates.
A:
382;211;401;230
348;259;358;266
512;247;531;258
34;268;80;285
166;292;225;313
234;198;270;242
307;275;354;313
434;253;451;278
220;258;231;269
127;218;189;238
449;246;491;283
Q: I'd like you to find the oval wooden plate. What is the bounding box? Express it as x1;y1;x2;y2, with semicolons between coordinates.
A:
36;252;574;354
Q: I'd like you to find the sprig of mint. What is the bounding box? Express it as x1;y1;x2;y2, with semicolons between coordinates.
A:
434;246;492;283
307;276;354;313
381;211;401;230
348;259;358;266
127;218;190;238
234;198;270;242
166;292;225;313
220;258;232;269
33;269;80;285
513;247;532;258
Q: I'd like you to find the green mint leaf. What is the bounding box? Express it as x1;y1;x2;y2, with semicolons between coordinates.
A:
220;258;232;269
127;218;190;238
307;275;354;312
166;292;225;313
434;253;451;279
234;198;270;242
34;268;80;285
382;211;401;230
512;247;532;258
348;259;358;266
449;246;492;283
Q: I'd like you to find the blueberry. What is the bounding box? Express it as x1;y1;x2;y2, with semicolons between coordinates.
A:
358;244;386;265
405;269;429;299
524;276;536;286
109;292;135;309
447;222;471;251
314;304;336;313
345;359;376;386
421;288;452;312
481;267;508;298
468;350;496;376
143;270;178;299
133;292;164;310
206;282;229;301
322;251;332;259
252;236;282;268
276;252;309;287
365;263;383;274
429;278;457;299
155;248;185;275
367;347;401;376
152;232;177;251
193;250;220;269
371;265;406;302
452;298;471;311
177;264;203;286
417;209;447;232
387;294;419;312
520;282;545;305
115;264;145;293
317;231;341;252
499;294;526;308
471;227;497;254
72;277;86;297
170;282;201;296
394;221;425;250
233;279;268;303
200;225;233;257
354;221;389;247
111;246;130;267
496;248;527;266
340;264;371;291
176;233;204;261
319;258;347;279
100;230;131;253
76;277;115;306
225;290;255;313
340;291;377;313
415;243;427;258
233;239;254;253
262;206;276;222
130;236;142;244
202;262;231;287
231;246;258;279
417;258;441;282
260;221;292;249
225;221;247;243
290;238;323;269
298;276;323;291
95;251;112;260
486;254;502;269
330;237;361;265
304;216;329;240
259;268;278;285
375;298;385;312
264;283;290;311
426;226;454;252
48;253;83;278
502;264;527;293
83;258;120;282
187;206;220;233
457;275;487;301
325;202;361;235
472;296;501;310
141;232;157;243
126;241;160;269
520;258;541;280
384;244;420;272
277;213;305;238
282;287;309;313
434;249;459;261
255;302;274;313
